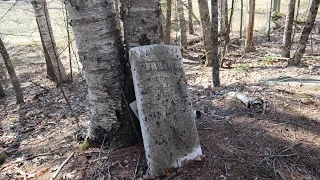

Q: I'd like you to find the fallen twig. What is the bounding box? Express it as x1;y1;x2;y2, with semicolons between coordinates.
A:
25;152;54;160
133;152;141;179
51;151;75;180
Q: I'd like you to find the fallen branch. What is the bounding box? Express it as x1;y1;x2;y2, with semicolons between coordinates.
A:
51;151;75;180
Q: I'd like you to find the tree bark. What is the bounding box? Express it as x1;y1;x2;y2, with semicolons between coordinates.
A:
164;0;172;44
281;0;296;58
176;0;188;48
121;0;162;50
36;18;56;80
289;0;320;66
218;0;228;37
198;0;212;67
0;38;23;103
31;0;69;84
211;0;220;87
240;0;243;38
114;0;124;39
245;0;256;52
0;81;5;98
65;0;138;147
188;0;194;34
273;0;281;12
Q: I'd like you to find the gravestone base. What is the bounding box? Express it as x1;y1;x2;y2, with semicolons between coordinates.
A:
129;45;202;177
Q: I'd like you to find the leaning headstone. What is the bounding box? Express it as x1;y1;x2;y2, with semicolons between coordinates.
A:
129;44;202;177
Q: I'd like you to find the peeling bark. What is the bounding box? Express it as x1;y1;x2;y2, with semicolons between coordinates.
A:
66;0;138;147
281;0;296;58
289;0;320;66
198;0;212;66
0;38;23;103
31;0;68;84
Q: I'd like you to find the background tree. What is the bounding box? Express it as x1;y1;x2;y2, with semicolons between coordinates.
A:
281;0;296;58
245;0;256;52
198;0;212;66
289;0;320;66
240;0;243;38
31;0;69;84
273;0;281;12
211;0;220;87
177;0;188;48
164;0;173;44
0;37;23;103
188;0;194;34
65;0;138;147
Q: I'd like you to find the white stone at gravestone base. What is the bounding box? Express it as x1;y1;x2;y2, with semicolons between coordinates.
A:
129;44;202;177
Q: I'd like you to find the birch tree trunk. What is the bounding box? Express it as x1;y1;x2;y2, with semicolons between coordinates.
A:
0;81;5;98
289;0;320;66
198;0;212;67
211;0;220;87
281;0;296;58
65;0;138;147
176;0;188;48
0;38;23;103
245;0;256;52
164;0;172;44
188;0;194;34
31;0;69;84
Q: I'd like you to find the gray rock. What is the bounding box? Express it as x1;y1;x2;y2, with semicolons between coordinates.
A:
129;45;202;177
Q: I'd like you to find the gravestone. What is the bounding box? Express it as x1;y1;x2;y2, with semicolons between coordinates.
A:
129;45;202;177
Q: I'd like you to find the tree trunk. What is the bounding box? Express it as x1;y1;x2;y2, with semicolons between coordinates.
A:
188;0;194;34
218;0;228;38
292;0;300;42
229;0;235;33
65;0;138;147
281;0;296;58
240;0;243;38
211;0;220;87
0;81;5;98
267;0;273;42
0;38;23;103
273;0;281;12
164;0;172;44
121;0;162;50
36;18;56;80
198;0;212;67
31;0;69;84
245;0;256;52
176;0;188;48
289;0;320;66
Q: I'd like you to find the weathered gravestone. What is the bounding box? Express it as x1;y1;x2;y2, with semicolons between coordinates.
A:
129;45;202;176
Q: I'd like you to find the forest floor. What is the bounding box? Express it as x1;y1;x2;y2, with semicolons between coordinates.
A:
0;1;320;178
1;28;320;180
